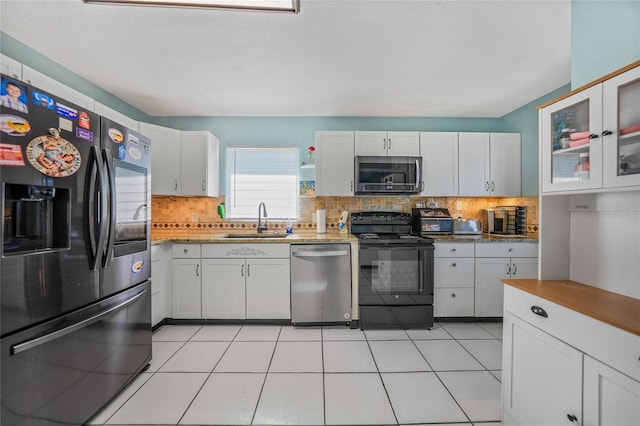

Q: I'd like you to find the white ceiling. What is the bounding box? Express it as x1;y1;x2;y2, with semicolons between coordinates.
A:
0;0;571;118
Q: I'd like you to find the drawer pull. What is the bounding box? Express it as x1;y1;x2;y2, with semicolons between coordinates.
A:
531;306;548;318
451;293;456;298
451;248;456;253
567;414;578;423
184;249;188;254
451;262;457;267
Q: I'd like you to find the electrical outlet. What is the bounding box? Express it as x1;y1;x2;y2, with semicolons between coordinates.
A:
456;201;463;211
192;213;198;222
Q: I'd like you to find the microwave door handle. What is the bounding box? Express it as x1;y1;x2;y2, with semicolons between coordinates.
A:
415;159;421;191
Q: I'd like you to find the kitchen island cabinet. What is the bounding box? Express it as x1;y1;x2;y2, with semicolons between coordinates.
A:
502;281;640;426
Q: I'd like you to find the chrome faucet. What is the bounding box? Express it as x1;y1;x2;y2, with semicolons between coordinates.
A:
257;202;268;234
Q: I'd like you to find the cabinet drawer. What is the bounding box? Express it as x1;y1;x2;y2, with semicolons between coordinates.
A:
434;242;474;258
505;286;640;381
434;258;474;288
475;242;537;258
434;288;474;317
202;243;290;258
172;243;201;258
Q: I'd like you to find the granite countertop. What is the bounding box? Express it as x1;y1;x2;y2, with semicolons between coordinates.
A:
152;230;358;244
502;279;640;336
431;234;538;243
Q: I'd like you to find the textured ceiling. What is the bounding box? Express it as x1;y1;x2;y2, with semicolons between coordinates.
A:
0;0;571;117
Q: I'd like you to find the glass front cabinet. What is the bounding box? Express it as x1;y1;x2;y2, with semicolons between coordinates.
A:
541;64;640;193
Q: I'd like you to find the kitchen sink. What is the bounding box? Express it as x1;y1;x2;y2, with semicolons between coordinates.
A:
219;233;289;239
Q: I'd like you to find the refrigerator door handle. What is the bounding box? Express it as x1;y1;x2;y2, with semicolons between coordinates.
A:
102;148;116;267
86;146;108;271
10;288;148;356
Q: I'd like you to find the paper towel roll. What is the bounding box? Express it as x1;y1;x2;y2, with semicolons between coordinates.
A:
316;209;326;234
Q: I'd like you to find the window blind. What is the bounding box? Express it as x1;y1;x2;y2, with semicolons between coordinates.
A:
225;147;298;219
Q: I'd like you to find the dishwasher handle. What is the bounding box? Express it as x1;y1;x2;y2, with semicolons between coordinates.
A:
291;249;349;257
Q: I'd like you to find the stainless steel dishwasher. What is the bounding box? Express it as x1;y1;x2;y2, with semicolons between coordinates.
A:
290;244;351;325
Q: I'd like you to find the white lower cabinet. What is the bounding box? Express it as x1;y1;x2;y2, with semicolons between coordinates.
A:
503;285;640;426
151;244;170;326
172;244;202;319
201;244;290;320
433;242;475;317
583;356;640;426
475;242;538;317
503;313;582;426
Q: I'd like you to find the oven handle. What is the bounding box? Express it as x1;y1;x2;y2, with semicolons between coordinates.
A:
360;245;432;250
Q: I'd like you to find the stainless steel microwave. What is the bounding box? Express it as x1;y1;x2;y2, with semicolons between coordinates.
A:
355;156;423;195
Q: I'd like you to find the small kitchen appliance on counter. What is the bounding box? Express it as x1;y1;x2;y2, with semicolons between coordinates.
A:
351;211;434;329
412;207;454;235
481;206;527;235
453;218;483;235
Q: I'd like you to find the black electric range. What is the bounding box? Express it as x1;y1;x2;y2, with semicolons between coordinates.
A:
351;212;434;330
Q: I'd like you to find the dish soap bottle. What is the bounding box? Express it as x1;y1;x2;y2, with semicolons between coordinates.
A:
286;219;293;234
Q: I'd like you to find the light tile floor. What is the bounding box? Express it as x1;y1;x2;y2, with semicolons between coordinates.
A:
88;322;503;426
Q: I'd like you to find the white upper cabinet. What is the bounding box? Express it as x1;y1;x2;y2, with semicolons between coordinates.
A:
541;64;640;193
315;131;355;196
94;101;139;132
602;65;640;188
22;65;95;111
181;131;219;197
139;123;220;197
541;86;603;193
355;131;420;156
1;54;22;80
420;132;459;196
459;132;521;196
140;122;182;195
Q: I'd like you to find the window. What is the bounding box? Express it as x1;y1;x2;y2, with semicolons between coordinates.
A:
225;147;298;219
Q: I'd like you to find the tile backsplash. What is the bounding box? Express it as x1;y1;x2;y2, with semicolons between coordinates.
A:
152;195;538;234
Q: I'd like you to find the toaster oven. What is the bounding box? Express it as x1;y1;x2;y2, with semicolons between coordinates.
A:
412;208;453;235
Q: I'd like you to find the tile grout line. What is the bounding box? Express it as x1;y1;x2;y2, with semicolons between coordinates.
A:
249;325;282;426
364;330;401;426
173;325;238;425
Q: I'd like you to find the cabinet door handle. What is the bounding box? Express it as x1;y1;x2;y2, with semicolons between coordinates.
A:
202;180;205;191
484;181;489;191
247;264;251;276
350;180;353;192
589;133;599;139
491;181;495;191
512;263;517;276
241;264;244;277
531;305;548;318
567;414;578;423
388;138;391;150
175;179;178;191
506;263;511;275
195;264;199;277
602;130;613;136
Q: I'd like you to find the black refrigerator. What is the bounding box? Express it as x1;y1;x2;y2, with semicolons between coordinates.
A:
0;74;152;425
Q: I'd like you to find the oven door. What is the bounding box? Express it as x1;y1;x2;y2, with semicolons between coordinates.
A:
358;244;434;306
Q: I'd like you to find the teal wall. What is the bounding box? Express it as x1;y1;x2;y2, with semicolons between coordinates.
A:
500;84;571;196
571;0;640;88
